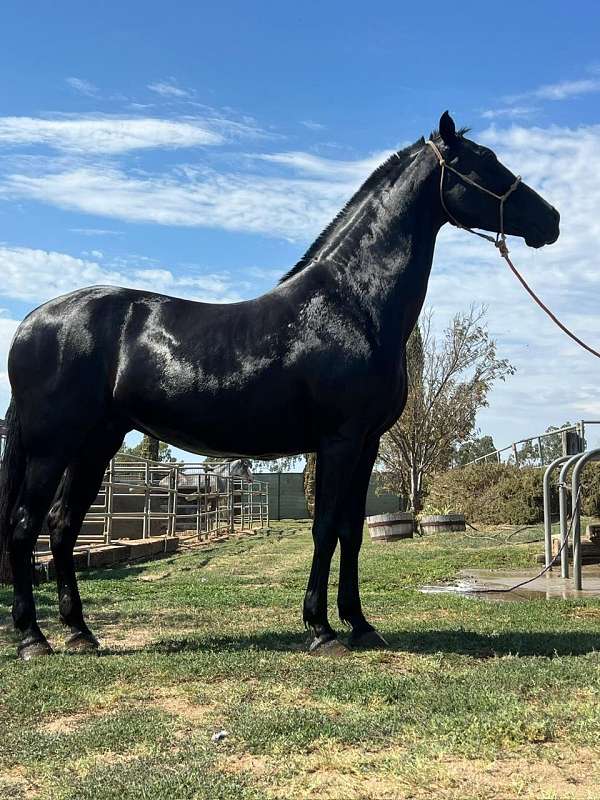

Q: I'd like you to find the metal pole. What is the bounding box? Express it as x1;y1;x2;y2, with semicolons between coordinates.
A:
558;453;585;578
571;449;600;590
228;463;234;536
143;461;149;539
105;459;114;544
543;455;570;568
537;437;544;466
195;473;200;539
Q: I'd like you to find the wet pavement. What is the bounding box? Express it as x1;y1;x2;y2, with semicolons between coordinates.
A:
420;566;600;602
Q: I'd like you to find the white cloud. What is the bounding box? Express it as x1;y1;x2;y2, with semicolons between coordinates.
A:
480;106;538;120
300;120;326;131
2;163;352;240
252;149;391;179
0;245;241;305
70;227;123;236
0;116;223;154
148;80;190;98
0;147;396;239
505;77;600;105
66;77;99;97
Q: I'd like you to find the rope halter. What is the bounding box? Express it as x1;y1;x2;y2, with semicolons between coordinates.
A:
426;139;521;257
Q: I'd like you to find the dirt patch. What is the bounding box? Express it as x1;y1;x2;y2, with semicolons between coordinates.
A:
95;624;164;651
428;749;600;800
218;742;600;800
221;753;272;776
0;765;41;799
40;711;99;735
138;571;172;582
150;694;214;725
38;701;120;735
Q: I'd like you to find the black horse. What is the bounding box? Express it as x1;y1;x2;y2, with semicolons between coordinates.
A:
0;112;559;660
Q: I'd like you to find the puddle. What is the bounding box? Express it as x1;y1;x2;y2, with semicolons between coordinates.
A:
420;566;600;602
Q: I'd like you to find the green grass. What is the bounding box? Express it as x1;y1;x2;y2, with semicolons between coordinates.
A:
2;521;600;799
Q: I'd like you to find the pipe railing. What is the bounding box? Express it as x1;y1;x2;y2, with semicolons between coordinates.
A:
543;455;570;569
543;448;600;590
462;420;600;468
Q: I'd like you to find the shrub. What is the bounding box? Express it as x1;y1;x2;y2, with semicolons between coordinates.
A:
428;462;600;525
582;463;600;518
428;463;548;525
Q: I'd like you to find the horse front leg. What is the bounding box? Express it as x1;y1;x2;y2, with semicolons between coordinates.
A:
303;432;362;656
337;436;388;649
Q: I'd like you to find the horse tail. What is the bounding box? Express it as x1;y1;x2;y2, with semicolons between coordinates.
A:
0;400;25;584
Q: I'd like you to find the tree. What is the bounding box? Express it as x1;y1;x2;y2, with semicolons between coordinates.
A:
303;453;316;518
453;434;497;466
377;307;514;512
119;435;176;463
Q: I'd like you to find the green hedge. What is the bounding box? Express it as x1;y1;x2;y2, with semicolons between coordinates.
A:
428;463;600;525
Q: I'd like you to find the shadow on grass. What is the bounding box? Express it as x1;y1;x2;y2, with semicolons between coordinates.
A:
105;627;600;659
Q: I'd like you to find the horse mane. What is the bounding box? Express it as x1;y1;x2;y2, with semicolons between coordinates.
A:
278;139;423;284
428;126;471;140
278;127;472;285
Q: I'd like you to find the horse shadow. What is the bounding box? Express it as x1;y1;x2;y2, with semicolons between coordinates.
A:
112;627;600;659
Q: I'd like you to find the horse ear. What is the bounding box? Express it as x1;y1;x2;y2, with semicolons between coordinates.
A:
439;111;457;146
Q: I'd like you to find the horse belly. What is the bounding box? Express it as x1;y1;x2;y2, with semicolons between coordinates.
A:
120;367;317;458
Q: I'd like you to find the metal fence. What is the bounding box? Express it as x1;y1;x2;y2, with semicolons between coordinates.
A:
0;420;268;551
462;420;600;468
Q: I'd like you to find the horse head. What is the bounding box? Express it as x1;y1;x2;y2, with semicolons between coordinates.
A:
231;458;254;483
429;111;559;249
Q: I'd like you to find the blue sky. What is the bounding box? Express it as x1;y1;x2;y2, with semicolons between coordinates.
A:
1;1;600;457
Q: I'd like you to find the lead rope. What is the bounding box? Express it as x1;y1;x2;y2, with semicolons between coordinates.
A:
426;140;600;361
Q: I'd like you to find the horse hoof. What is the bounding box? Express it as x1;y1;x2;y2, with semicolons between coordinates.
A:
65;632;100;654
348;628;389;650
309;636;350;657
18;639;54;661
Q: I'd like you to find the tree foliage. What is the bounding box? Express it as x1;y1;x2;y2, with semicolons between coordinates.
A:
119;435;176;463
377;307;514;512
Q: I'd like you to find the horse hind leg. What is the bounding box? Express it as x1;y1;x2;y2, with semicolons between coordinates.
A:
48;424;126;653
10;456;68;660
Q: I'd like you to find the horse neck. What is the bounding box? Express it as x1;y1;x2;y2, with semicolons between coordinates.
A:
289;146;444;346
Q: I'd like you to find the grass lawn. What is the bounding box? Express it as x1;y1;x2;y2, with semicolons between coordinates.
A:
2;520;600;800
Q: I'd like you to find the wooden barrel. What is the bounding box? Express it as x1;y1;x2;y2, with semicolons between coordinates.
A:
419;514;466;535
367;512;414;542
